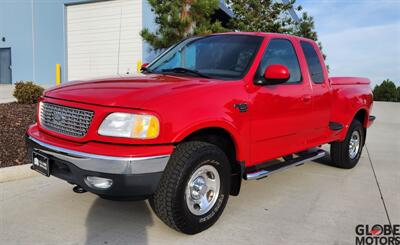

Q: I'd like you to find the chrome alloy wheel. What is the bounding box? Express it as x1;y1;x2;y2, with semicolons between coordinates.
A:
349;131;361;159
185;164;220;216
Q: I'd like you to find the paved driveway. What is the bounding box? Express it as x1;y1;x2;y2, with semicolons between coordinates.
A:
0;102;399;245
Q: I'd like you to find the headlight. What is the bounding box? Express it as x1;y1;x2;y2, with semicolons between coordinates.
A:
98;112;159;139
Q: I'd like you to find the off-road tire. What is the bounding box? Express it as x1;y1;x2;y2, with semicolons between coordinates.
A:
149;141;231;234
330;119;364;169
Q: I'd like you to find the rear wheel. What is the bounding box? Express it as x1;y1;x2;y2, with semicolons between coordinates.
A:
330;119;364;169
149;141;231;234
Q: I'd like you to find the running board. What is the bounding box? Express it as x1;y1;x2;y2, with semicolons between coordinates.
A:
244;149;326;180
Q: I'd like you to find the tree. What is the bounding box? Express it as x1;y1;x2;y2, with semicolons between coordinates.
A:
228;0;328;66
373;79;399;102
140;0;226;50
397;86;400;102
291;11;327;60
227;0;296;33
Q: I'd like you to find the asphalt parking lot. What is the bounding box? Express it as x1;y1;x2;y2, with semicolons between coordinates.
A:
1;102;399;245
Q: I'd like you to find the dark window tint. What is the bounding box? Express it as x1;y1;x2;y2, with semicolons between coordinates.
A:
300;41;324;83
256;39;301;84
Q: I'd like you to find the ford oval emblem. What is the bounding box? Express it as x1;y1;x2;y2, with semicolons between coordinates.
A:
53;112;63;122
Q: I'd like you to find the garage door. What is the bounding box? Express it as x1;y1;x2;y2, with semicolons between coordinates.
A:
66;0;142;81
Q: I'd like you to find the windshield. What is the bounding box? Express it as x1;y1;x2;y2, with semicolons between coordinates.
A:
147;35;263;79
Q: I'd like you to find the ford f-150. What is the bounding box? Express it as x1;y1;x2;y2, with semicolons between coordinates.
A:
26;33;375;234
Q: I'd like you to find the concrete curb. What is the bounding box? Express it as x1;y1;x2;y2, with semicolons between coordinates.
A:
0;164;39;183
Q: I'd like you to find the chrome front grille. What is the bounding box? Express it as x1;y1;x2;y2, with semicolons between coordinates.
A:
39;102;94;138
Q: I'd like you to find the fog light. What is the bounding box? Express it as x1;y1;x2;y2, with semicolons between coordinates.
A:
85;176;113;189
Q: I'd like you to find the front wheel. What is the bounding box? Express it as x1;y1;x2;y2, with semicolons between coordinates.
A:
149;141;231;234
330;119;365;169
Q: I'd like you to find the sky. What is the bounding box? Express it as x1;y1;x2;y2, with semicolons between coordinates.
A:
295;0;400;86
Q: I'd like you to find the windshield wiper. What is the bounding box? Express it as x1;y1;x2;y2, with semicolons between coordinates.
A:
161;67;210;78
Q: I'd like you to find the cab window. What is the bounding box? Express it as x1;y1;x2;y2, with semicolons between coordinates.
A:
300;41;325;84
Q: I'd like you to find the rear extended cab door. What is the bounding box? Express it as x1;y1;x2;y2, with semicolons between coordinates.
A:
297;40;332;146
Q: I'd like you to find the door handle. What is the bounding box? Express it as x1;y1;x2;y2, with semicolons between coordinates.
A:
302;95;312;103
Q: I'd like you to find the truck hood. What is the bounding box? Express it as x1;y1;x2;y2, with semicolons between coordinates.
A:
44;74;212;109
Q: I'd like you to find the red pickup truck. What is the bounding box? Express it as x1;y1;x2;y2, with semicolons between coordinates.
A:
26;33;375;234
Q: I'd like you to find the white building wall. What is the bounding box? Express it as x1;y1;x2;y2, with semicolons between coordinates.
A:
66;0;142;81
141;0;159;63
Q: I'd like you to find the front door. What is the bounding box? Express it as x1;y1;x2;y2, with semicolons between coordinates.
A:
0;48;12;84
250;38;313;165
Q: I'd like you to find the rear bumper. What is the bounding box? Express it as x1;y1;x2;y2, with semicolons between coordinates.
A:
25;134;171;199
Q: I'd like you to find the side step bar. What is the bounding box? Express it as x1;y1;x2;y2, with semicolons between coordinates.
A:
244;149;326;180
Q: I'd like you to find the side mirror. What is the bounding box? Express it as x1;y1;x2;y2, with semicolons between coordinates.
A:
260;64;290;85
140;63;149;71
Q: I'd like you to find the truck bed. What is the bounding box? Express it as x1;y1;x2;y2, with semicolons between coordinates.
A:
327;76;373;141
330;77;371;85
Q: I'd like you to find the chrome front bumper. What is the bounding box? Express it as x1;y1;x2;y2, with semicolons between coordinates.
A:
26;136;170;175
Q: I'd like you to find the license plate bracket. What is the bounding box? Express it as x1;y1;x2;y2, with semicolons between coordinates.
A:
32;150;50;177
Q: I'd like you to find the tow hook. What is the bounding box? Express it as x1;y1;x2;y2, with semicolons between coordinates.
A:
73;185;87;194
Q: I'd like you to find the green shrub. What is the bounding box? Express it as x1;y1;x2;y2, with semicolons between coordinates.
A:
13;81;44;104
372;79;399;102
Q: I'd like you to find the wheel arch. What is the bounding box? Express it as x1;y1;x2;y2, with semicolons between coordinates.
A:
172;121;244;161
175;125;244;196
352;108;369;145
336;106;370;142
353;108;369;128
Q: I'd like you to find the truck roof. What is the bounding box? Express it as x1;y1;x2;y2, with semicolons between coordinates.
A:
210;32;316;43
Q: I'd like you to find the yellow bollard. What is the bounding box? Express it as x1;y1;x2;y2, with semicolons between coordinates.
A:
137;60;142;73
55;64;61;85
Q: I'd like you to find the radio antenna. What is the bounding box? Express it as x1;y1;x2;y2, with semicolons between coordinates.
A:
117;7;123;75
